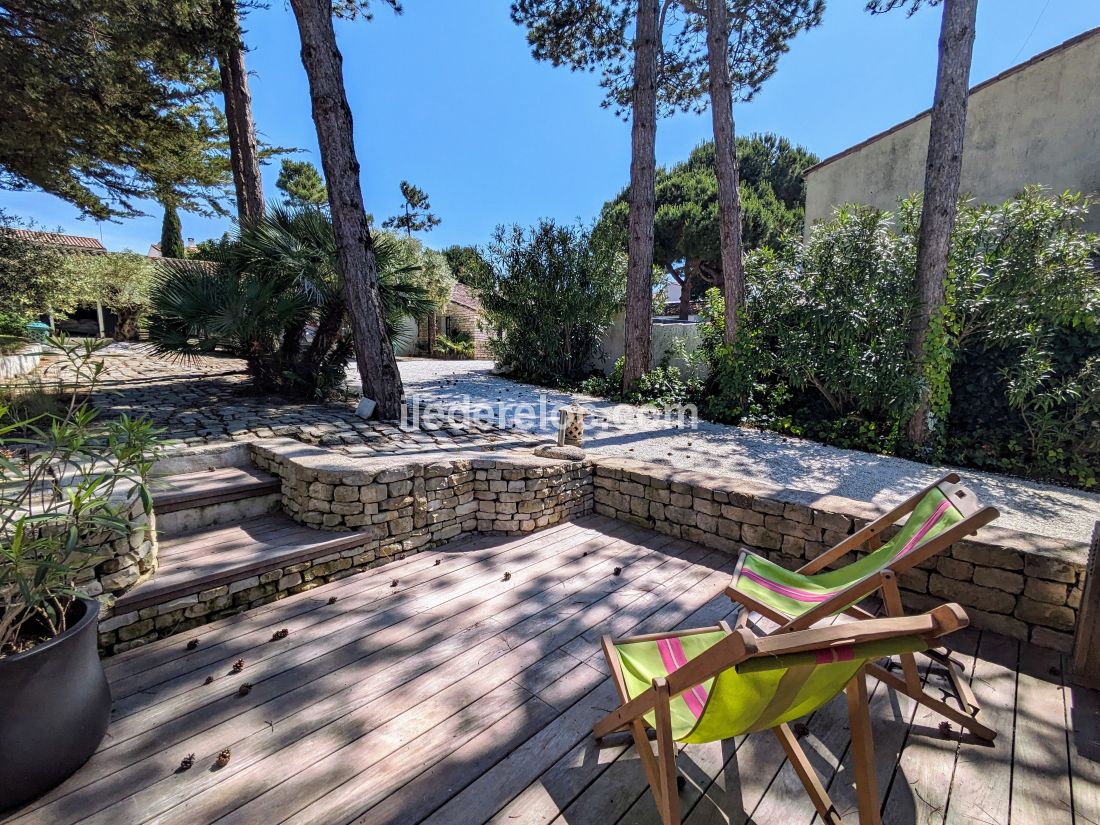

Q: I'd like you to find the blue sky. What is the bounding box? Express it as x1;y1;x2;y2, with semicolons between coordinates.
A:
3;0;1097;253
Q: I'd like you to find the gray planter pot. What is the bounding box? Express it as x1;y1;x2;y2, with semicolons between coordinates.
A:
0;597;111;811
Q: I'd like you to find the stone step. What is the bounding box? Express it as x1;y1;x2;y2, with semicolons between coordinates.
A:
152;466;282;536
101;514;379;654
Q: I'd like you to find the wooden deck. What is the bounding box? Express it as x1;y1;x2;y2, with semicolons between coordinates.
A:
6;515;1098;825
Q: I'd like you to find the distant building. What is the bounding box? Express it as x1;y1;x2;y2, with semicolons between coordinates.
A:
0;229;111;335
804;27;1100;235
148;239;200;259
416;282;491;359
0;228;106;255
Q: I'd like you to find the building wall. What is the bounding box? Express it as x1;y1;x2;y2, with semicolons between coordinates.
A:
804;29;1100;235
589;312;707;377
417;300;492;359
443;301;492;359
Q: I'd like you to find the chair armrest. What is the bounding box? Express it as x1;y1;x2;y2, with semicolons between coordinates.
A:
750;604;968;664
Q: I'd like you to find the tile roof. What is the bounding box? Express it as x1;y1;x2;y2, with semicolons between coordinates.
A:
0;227;107;253
449;282;482;312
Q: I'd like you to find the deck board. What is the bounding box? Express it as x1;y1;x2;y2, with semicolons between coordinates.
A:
1010;644;1074;825
3;515;1095;825
25;521;649;825
943;632;1017;825
882;630;977;825
152;467;280;514
1068;673;1100;825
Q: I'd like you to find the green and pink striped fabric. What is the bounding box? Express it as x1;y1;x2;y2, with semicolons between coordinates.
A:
613;630;928;743
731;488;962;621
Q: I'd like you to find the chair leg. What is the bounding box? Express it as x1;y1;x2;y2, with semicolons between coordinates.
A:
873;574;995;742
865;662;996;741
597;635;668;808
846;667;881;825
653;678;682;825
923;647;981;715
773;723;843;825
881;573;923;696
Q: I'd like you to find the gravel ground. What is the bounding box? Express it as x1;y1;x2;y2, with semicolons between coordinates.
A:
396;358;1100;542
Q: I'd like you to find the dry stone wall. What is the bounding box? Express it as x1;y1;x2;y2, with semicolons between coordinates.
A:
96;443;591;655
250;439;592;553
80;494;158;610
96;546;379;655
589;456;1087;652
90;441;1089;656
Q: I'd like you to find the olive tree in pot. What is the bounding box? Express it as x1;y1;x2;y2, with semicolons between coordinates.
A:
0;337;160;811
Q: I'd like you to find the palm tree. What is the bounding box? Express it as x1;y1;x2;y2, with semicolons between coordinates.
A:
148;206;434;399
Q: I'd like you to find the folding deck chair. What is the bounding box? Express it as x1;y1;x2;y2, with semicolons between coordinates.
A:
725;473;999;741
593;604;970;825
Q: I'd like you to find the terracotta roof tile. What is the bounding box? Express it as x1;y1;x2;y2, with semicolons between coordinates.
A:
449;282;482;312
0;227;107;254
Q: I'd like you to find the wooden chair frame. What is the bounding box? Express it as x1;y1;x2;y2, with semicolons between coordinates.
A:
725;473;999;742
593;605;969;825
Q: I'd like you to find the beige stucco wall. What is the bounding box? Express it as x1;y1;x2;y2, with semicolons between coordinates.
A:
804;29;1100;235
589;313;707;377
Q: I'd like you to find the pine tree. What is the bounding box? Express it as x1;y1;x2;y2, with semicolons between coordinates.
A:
287;0;405;419
276;159;329;206
160;203;186;259
675;0;823;344
868;0;978;446
0;0;235;219
213;0;266;224
382;181;441;236
512;0;659;392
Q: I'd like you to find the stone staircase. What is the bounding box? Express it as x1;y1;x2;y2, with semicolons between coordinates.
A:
98;464;378;655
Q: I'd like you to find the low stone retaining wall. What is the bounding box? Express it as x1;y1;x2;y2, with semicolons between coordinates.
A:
589;456;1087;652
97;540;380;655
0;345;42;380
251;438;593;554
86;439;1088;656
77;493;158;610
93;443;591;655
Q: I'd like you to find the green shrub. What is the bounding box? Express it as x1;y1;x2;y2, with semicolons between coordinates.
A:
699;187;1100;487
944;188;1099;486
1;337;160;655
475;219;625;385
0;311;33;338
0;211;81;320
435;330;475;359
578;351;698;409
625;364;691;407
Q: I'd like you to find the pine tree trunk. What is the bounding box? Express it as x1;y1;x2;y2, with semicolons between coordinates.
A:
706;0;746;346
678;264;693;320
907;0;976;445
622;0;660;393
218;0;265;224
289;0;404;419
